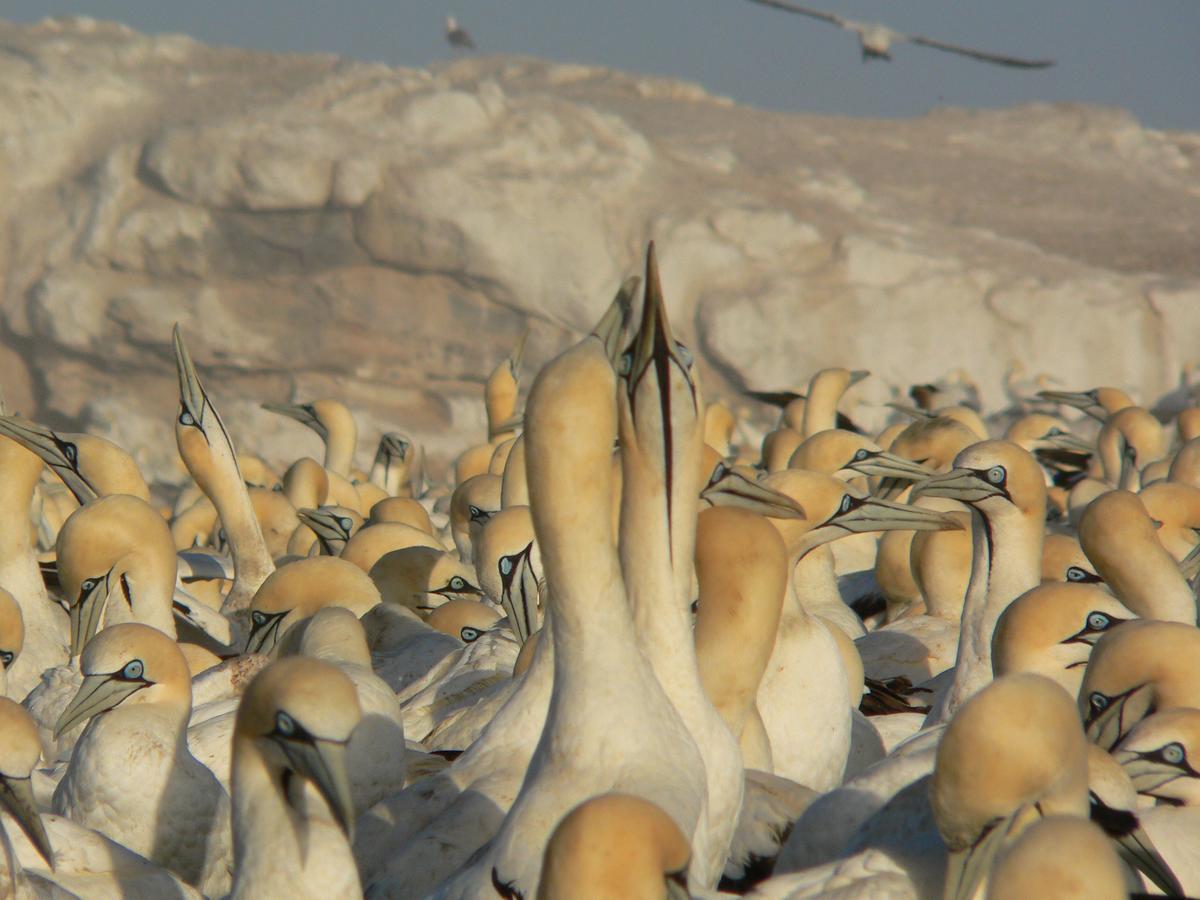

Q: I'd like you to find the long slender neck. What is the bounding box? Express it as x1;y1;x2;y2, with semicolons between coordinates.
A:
1105;540;1196;625
325;423;356;477
207;459;274;613
791;545;843;614
933;507;1041;722
801;378;841;438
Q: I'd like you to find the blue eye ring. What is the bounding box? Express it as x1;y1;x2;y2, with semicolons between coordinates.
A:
122;659;144;680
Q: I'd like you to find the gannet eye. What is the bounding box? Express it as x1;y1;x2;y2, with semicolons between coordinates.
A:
1086;612;1111;631
80;578;98;593
986;465;1007;485
1090;692;1109;712
853;449;870;461
449;577;467;591
1047;428;1064;437
712;462;727;481
339;518;353;531
122;659;144;680
1066;566;1089;582
675;341;693;367
840;495;854;514
617;352;633;376
275;711;296;737
63;442;78;464
499;557;513;577
179;410;195;427
0;650;12;667
251;611;267;627
460;627;482;643
1162;742;1186;766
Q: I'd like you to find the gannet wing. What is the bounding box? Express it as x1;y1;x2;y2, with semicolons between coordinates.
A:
908;33;1055;68
741;0;850;29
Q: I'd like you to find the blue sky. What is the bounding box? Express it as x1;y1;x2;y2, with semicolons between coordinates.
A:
5;1;1199;129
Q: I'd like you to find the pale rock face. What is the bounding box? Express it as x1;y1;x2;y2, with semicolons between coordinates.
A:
0;16;1197;487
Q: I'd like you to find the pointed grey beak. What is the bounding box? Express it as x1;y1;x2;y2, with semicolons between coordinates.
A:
0;415;98;504
1039;430;1093;454
592;275;639;363
1091;794;1185;897
55;670;150;739
174;324;209;431
798;495;961;557
1083;684;1149;750
278;736;357;838
508;329;529;379
261;402;328;441
911;467;1008;505
296;508;353;551
0;772;53;867
1037;389;1106;422
848;369;870;387
700;463;806;520
69;575;112;658
840;449;932;481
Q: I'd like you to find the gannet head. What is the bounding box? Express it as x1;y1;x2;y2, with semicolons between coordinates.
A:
991;582;1133;696
1079;620;1200;750
246;556;380;654
0;416;146;503
56;494;178;656
0;698;53;866
699;459;806;519
986;816;1125;900
474;506;542;643
762;468;961;558
1114;708;1200;806
282;457;329;510
789;429;934;481
297;505;362;555
537;793;691;900
875;416;978;499
1004;413;1093;455
368;545;482;617
295;606;372;668
427;599;502;644
932;673;1088;900
55;623;191;738
261;398;350;445
0;588;24;674
173;324;246;489
235;657;361;837
450;473;502;564
1039;533;1101;584
911;439;1046;520
486;330;528;441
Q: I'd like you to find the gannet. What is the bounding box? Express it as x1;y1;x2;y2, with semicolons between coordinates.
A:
500;435;530;508
614;244;742;886
538;794;691;900
449;473;502;565
0;696;53;873
1040;386;1135;423
1040;532;1101;584
229;657;362;899
444;15;476;50
1078;489;1197;624
341;520;445;573
282;456;330;510
368;545;482;619
296;505;362;556
991;582;1134;696
262;398;358;478
1079;620;1200;750
1168;436;1200;489
244;555;381;654
0;431;69;697
368;496;435;534
0;414;150;503
1138;480;1200;562
174;325;275;616
911;440;1046;721
431;257;705;899
932;674;1089;900
52;623;230;892
486;330;527;443
370;432;424;498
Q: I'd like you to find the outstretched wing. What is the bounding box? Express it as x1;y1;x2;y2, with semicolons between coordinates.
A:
742;0;850;29
909;33;1055;68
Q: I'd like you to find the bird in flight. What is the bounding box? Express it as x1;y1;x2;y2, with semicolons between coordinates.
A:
445;15;477;50
742;0;1055;69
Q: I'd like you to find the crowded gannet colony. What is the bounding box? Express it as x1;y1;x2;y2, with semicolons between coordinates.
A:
0;240;1197;900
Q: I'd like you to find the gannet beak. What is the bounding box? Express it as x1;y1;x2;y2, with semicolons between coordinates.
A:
245;610;288;655
911;467;1009;505
0;415;99;503
173;324;235;454
887;402;930;421
68;575;112;658
840;449;933;481
0;772;53;867
261;401;328;441
848;369;870;387
1083;684;1149;750
804;496;961;554
943;804;1029;900
280;736;356;839
1037;389;1105;421
1089;793;1185;897
1180;541;1200;582
508;329;529;378
498;541;540;645
700;463;806;520
1041;431;1094;454
55;669;151;739
592;275;639;363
